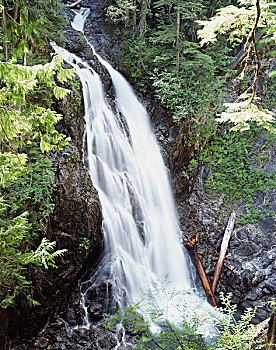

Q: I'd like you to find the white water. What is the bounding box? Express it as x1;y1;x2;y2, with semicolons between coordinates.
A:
52;8;215;337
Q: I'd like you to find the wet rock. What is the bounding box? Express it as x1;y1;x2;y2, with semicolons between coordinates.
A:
88;303;103;321
173;148;276;319
35;338;49;349
3;0;275;349
0;39;104;349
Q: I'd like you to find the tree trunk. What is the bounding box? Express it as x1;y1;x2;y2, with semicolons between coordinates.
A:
176;2;180;77
184;233;217;307
189;163;202;194
69;0;83;8
2;9;8;60
267;310;276;350
133;0;137;35
13;4;19;22
211;212;236;294
227;28;264;70
125;6;130;28
139;0;149;40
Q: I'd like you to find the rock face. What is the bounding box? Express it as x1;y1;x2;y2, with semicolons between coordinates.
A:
0;42;103;350
147;71;275;318
168;58;276;319
173;161;275;320
5;0;275;348
0;1;117;349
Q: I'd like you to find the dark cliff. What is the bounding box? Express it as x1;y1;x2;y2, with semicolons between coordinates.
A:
2;0;275;349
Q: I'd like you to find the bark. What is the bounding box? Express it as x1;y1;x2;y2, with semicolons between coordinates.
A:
125;8;130;28
69;0;83;8
132;0;137;35
184;233;217;307
267;310;276;350
139;0;149;40
176;3;180;77
13;4;19;22
189;163;202;195
2;9;8;60
211;212;236;294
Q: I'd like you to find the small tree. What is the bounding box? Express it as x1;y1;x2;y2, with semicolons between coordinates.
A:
0;0;74;307
106;291;265;349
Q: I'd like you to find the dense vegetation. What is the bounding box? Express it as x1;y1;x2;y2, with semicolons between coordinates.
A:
107;291;266;349
104;0;276;216
0;0;75;307
104;2;275;347
0;0;275;348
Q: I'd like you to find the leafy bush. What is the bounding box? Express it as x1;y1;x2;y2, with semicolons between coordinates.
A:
0;0;75;308
0;197;66;308
200;127;276;206
106;291;266;349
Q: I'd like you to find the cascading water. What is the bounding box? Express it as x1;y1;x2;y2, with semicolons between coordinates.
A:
52;7;214;342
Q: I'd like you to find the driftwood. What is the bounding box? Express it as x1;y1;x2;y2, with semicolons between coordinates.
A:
267;310;276;350
251;316;275;349
69;0;84;8
211;212;236;294
184;233;217;307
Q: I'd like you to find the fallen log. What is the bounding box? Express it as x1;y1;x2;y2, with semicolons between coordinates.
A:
267;310;276;350
69;0;84;8
184;233;217;307
251;317;273;349
211;212;236;294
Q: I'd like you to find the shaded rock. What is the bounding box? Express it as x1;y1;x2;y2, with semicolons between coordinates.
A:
88;303;103;321
0;51;103;350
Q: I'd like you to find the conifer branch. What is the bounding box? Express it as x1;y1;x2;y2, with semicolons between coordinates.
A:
1;0;21;26
248;0;261;105
0;121;21;161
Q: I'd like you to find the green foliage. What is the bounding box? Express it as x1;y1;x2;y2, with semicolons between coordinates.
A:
236;206;274;226
106;0;232;89
0;55;74;186
0;197;66;308
104;0;233;164
66;78;82;114
216;96;275;133
212;293;262;350
197;0;276;133
106;0;135;23
197;0;276;46
197;4;254;46
79;237;90;256
0;0;75;308
106;291;264;349
200;127;276;210
1;0;66;63
106;0;276;227
2;147;57;220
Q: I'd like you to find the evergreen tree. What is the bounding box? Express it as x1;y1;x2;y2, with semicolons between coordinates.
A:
1;0;66;64
104;0;275;214
0;0;74;307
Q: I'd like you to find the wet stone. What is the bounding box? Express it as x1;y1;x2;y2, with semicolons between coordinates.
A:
88;303;103;321
34;338;49;349
56;335;63;342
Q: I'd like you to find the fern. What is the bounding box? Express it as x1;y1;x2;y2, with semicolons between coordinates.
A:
23;238;67;269
217;97;276;133
0;198;67;308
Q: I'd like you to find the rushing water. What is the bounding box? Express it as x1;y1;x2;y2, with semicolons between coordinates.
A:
52;8;214;339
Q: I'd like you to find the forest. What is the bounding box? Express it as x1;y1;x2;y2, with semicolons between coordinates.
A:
0;0;275;349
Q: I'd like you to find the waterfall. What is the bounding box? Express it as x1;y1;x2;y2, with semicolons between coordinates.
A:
52;8;213;335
